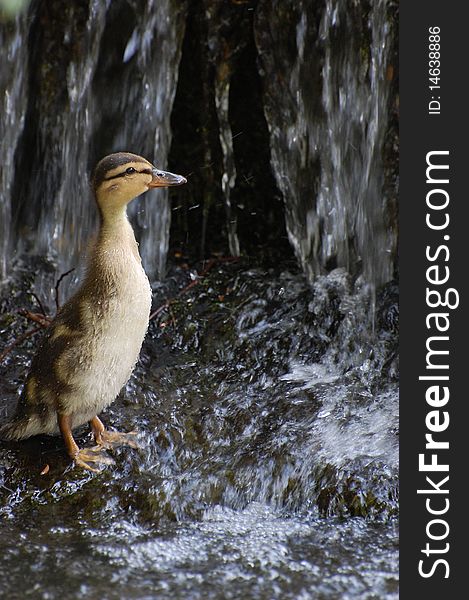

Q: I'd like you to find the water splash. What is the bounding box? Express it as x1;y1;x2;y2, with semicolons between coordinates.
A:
99;265;397;521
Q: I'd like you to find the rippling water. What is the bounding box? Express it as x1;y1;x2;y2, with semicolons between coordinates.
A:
1;503;398;599
1;262;398;598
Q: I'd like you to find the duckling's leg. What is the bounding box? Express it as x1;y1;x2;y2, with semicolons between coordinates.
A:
58;414;114;472
90;416;140;450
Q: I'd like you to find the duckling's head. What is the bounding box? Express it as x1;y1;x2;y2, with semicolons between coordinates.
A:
92;152;186;216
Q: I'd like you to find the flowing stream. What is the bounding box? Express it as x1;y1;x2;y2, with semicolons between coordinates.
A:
1;262;398;598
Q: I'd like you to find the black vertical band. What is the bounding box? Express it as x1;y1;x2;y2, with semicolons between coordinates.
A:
400;3;467;596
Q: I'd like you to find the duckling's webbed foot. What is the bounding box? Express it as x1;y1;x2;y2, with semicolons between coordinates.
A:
97;429;140;450
74;446;115;473
90;416;140;450
58;413;114;473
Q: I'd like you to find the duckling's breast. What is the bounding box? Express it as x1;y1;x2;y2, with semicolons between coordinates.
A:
3;252;153;441
5;219;155;440
55;249;152;427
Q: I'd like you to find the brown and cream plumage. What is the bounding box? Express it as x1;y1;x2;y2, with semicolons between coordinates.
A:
1;152;186;471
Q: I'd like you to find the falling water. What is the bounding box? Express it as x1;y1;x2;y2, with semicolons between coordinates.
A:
256;0;395;287
215;75;240;258
119;0;187;280
35;1;108;276
0;11;29;282
0;0;396;292
205;1;241;258
0;0;186;292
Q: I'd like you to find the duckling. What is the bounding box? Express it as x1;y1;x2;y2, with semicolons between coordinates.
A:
1;152;186;471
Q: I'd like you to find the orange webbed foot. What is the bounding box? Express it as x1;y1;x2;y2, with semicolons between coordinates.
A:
90;416;140;451
73;446;115;473
95;429;140;451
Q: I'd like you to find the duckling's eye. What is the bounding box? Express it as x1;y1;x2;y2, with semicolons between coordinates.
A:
126;167;136;175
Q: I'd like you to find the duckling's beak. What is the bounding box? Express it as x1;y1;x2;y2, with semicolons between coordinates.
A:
148;168;187;188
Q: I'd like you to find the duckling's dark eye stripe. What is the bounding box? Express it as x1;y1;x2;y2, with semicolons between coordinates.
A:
104;168;152;181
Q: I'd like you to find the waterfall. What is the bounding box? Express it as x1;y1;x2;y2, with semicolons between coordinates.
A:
119;0;187;280
0;0;396;293
214;74;240;258
0;0;186;293
0;11;29;282
35;1;108;278
1;5;399;588
255;0;396;287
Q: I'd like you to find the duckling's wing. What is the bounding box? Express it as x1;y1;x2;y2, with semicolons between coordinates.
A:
1;296;88;440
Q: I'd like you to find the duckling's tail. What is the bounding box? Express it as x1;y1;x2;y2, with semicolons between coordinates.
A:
0;405;31;440
0;419;22;441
